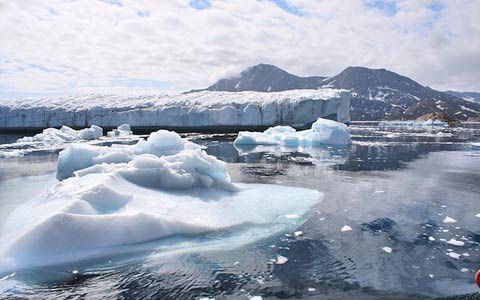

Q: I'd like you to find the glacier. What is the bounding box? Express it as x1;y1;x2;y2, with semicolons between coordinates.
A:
234;118;351;146
0;130;322;273
0;89;350;130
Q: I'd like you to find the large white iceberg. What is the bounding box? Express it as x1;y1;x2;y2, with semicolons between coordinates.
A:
234;118;351;146
0;130;322;272
0;89;350;129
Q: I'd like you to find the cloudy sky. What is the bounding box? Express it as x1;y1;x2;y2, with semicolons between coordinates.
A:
0;0;479;98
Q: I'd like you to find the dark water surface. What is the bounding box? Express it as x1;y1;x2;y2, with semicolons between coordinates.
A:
0;123;479;299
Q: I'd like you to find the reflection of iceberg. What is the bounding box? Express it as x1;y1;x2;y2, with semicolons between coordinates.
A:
234;118;351;146
0;130;322;273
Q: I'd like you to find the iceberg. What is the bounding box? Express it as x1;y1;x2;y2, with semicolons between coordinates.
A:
0;89;350;129
0;130;322;273
16;125;103;144
234;118;351;147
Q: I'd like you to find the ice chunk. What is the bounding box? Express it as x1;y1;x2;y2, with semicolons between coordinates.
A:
17;125;103;144
57;130;200;180
382;247;392;253
107;124;133;137
341;225;352;232
0;130;323;272
276;256;288;264
234;118;351;147
446;239;464;246
443;216;457;223
446;252;461;259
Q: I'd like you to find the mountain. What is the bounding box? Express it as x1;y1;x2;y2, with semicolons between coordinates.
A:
189;64;326;93
322;66;480;120
444;90;480;104
189;64;480;121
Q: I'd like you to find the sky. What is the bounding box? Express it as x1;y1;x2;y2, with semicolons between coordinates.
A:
0;0;479;98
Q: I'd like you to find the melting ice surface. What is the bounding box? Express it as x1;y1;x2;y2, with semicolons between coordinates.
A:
0;130;322;273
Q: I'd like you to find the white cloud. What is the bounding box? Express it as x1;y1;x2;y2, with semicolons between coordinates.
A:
0;0;479;97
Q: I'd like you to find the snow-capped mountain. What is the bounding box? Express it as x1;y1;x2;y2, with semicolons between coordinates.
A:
194;64;480;121
444;90;480;104
189;64;326;93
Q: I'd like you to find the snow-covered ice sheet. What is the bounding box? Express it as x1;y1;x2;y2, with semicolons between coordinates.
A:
0;89;351;128
0;130;322;273
234;118;351;146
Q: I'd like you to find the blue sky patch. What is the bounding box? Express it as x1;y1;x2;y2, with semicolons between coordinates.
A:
365;0;398;16
189;0;211;10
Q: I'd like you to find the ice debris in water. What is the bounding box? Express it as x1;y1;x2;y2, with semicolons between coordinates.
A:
234;118;351;146
446;239;465;246
341;225;352;232
382;247;392;253
475;213;480;218
428;236;436;241
460;268;469;272
17;125;103;143
249;297;263;300
446;252;461;259
294;231;303;237
0;129;322;272
107;124;133;137
443;216;457;223
275;256;288;265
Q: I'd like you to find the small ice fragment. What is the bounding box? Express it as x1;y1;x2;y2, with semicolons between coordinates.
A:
447;239;465;246
439;238;447;242
341;225;352;232
446;252;461;259
382;247;392;253
276;255;288;265
441;205;447;208
319;217;325;221
72;270;79;275
307;288;316;292
199;298;215;300
374;190;385;193
234;261;240;266
412;265;420;269
462;253;470;257
294;231;303;237
475;213;480;218
460;268;469;272
428;274;434;278
285;214;300;219
249;297;263;300
428;236;435;241
442;229;449;232
443;217;457;223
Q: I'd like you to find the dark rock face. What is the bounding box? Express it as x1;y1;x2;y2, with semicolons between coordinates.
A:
192;64;326;93
188;64;480;121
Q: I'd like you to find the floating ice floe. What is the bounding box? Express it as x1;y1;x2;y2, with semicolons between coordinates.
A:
234;118;351;147
341;225;353;232
0;130;322;273
17;125;103;144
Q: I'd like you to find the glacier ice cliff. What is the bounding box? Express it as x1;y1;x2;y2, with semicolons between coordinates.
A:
0;89;350;130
